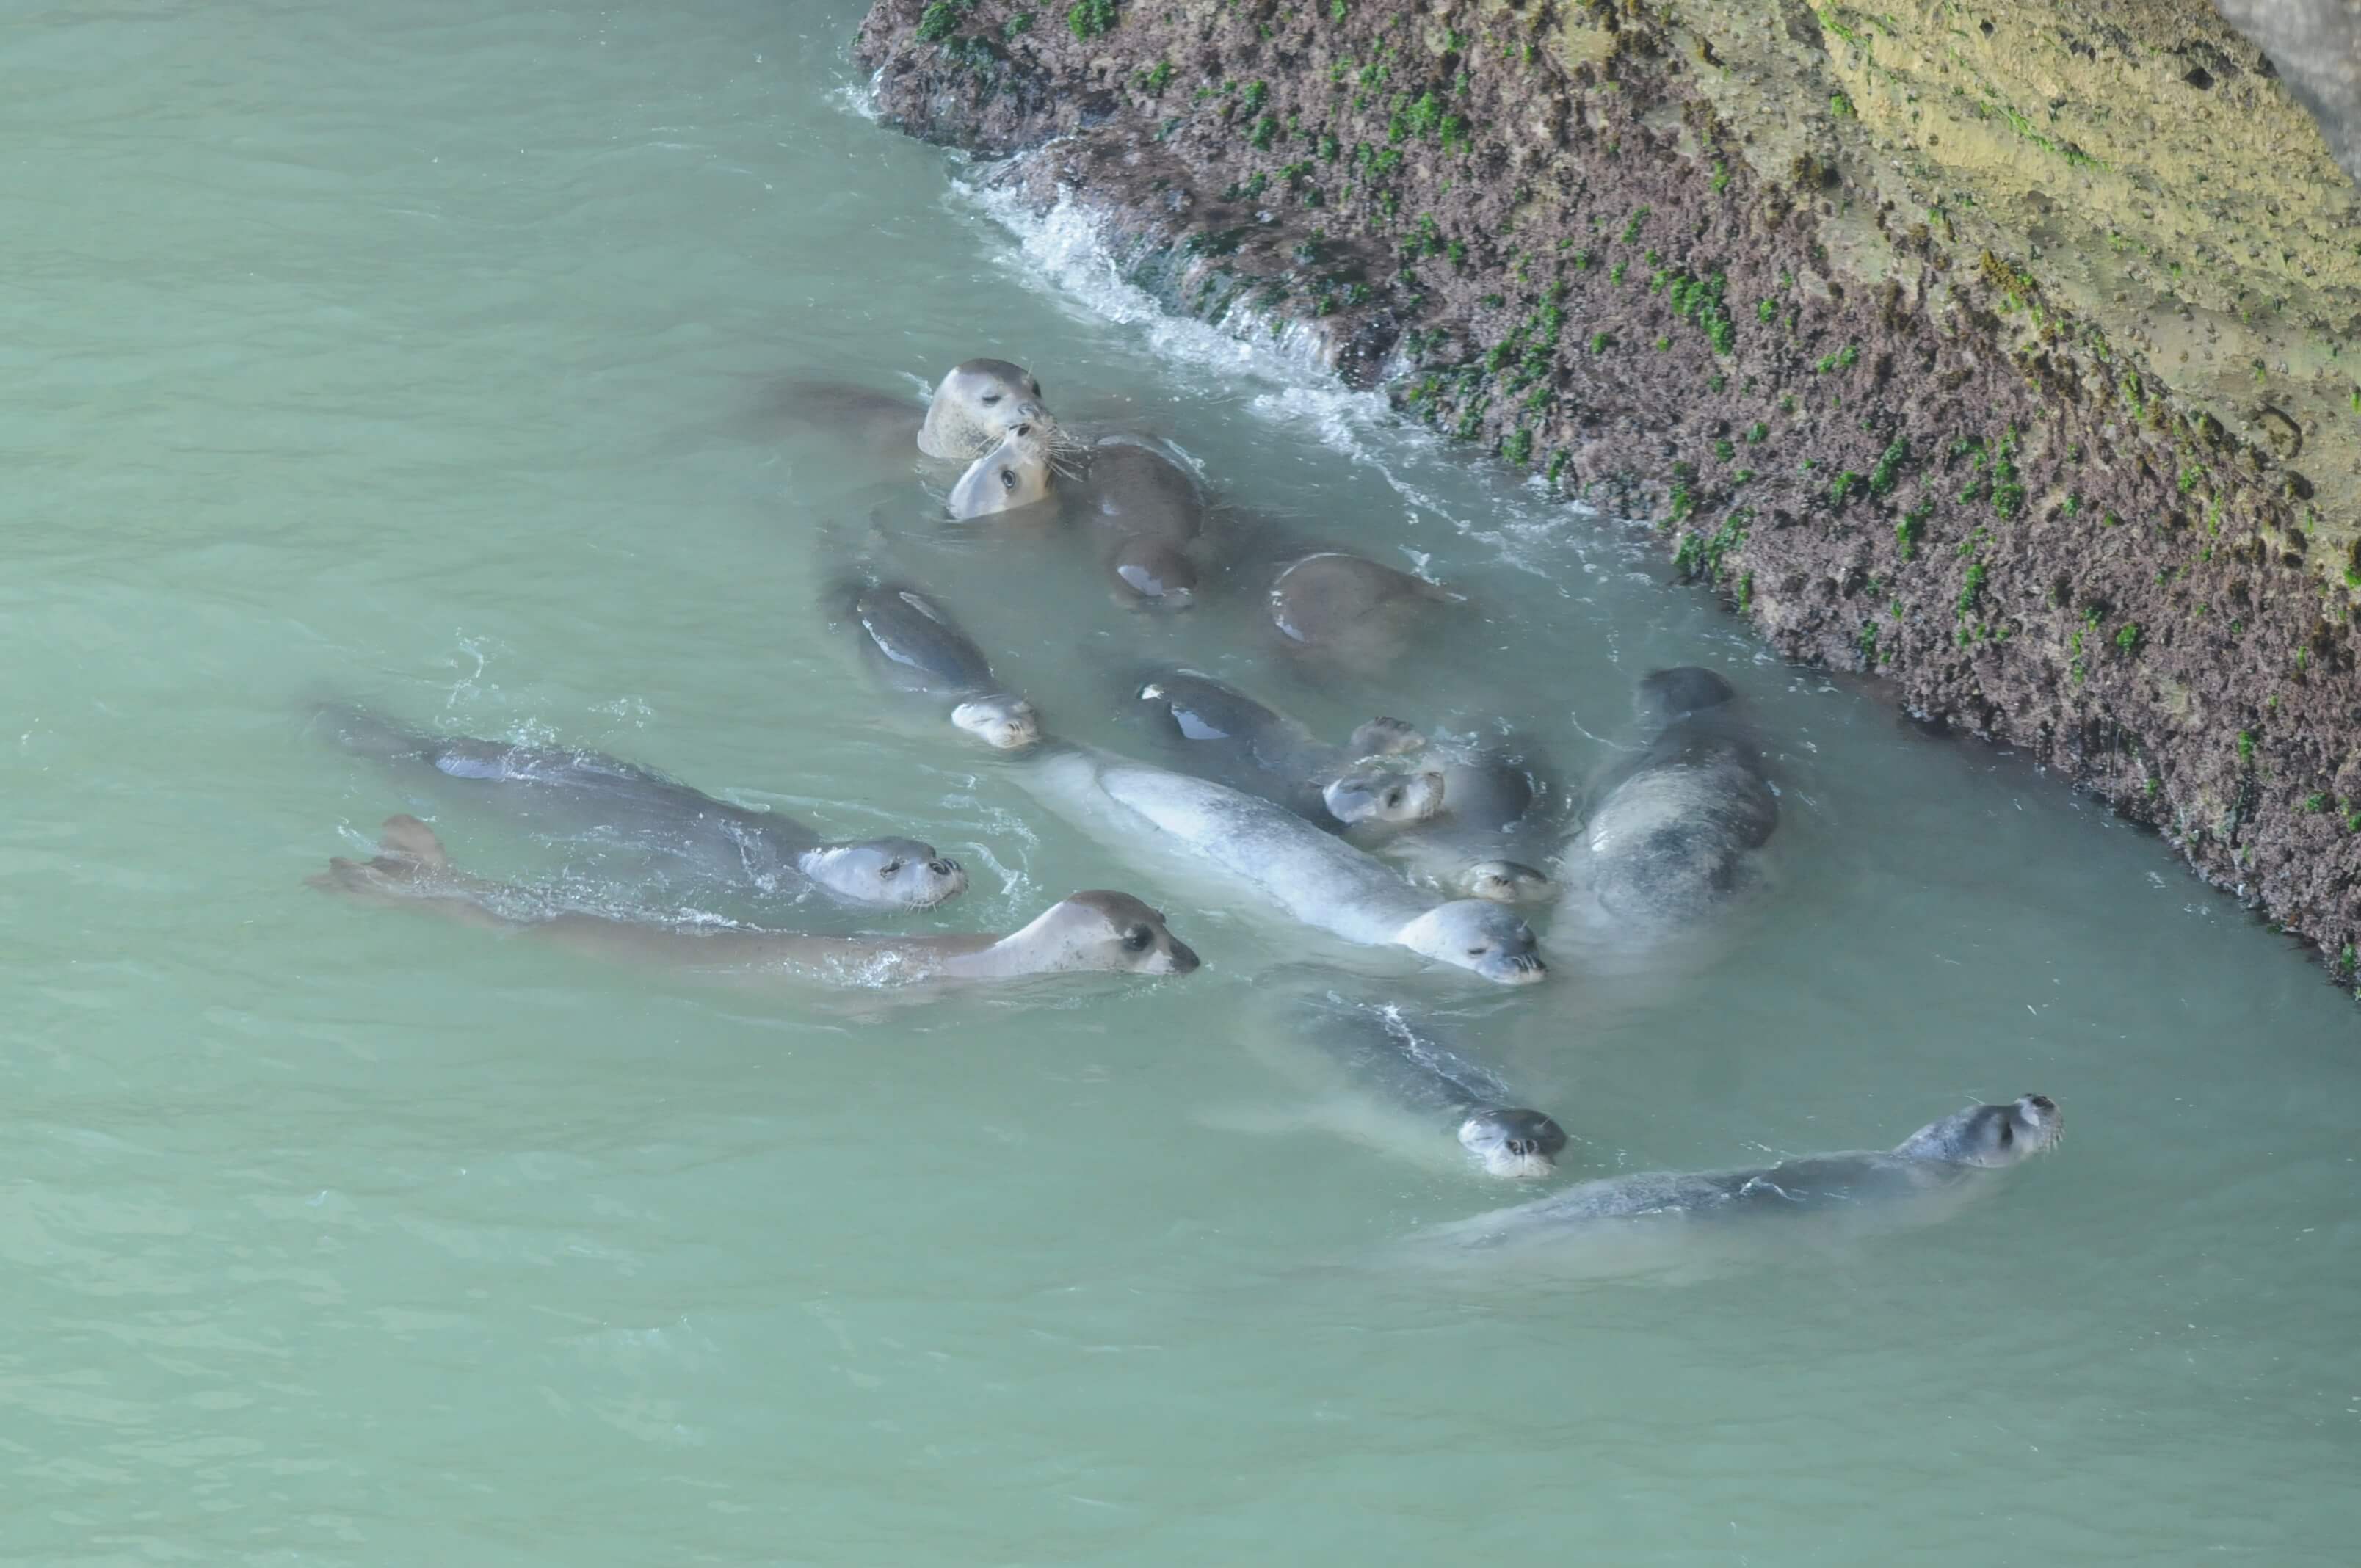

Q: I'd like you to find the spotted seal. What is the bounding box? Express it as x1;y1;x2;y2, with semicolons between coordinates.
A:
312;816;1198;986
319;705;967;912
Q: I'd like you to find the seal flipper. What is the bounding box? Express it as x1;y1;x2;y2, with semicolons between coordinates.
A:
309;815;450;901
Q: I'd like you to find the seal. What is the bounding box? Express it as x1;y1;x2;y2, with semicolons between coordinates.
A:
321;704;968;911
312;816;1199;986
1408;1095;2063;1274
1247;991;1568;1178
1267;552;1465;663
1570;667;1777;927
835;578;1042;749
1009;741;1547;985
1349;747;1555;905
1129;668;1433;830
775;358;1053;464
951;429;1205;610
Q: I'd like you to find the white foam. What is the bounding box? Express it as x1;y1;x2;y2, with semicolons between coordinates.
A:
951;168;1653;586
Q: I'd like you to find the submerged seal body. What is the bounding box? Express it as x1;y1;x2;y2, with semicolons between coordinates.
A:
1268;552;1464;664
1412;1095;2063;1268
835;579;1042;749
313;817;1198;987
1573;667;1777;926
1266;992;1568;1178
320;705;965;911
1011;743;1546;985
1129;668;1432;830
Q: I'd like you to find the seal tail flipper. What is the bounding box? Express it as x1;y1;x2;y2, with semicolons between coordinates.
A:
376;814;449;869
307;815;448;900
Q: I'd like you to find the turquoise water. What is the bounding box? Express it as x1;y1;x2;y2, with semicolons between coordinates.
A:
4;1;2357;1561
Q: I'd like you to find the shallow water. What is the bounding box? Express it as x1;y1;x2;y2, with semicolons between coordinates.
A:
4;1;2357;1561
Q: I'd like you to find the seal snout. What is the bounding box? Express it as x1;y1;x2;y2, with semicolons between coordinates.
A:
1162;937;1203;975
1459;1108;1568;1179
1495;951;1548;985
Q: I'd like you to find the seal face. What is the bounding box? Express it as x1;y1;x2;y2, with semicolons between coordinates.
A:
1457;1109;1570;1180
1017;890;1202;976
917;359;1051;460
1890;1094;2063;1166
947;424;1059;519
1321;765;1447;827
797;839;967;910
1393;900;1547;985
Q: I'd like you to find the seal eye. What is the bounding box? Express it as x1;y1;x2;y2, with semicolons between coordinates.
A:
980;393;1002;405
1998;1121;2014;1146
1385;788;1404;809
1014;422;1032;438
1120;925;1153;953
879;858;904;878
1465;945;1489;958
1000;469;1017;491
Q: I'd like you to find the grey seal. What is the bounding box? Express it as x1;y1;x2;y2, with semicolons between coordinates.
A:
1410;1095;2063;1271
833;578;1042;749
1129;668;1435;830
312;816;1198;987
1252;992;1568;1178
320;704;966;912
1009;742;1546;985
1573;667;1777;926
1267;552;1465;662
775;358;1053;464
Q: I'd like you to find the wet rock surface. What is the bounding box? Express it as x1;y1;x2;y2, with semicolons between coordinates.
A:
855;0;2361;985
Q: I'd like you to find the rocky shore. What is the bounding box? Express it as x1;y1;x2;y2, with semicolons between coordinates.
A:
853;0;2361;987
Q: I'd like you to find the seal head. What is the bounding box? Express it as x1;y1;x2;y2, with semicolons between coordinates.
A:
1005;890;1201;976
951;694;1042;750
1321;766;1447;827
947;424;1058;519
1892;1094;2063;1167
1462;859;1555;905
1458;1108;1570;1179
917;359;1050;460
1393;901;1548;984
1635;665;1738;725
796;838;967;910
